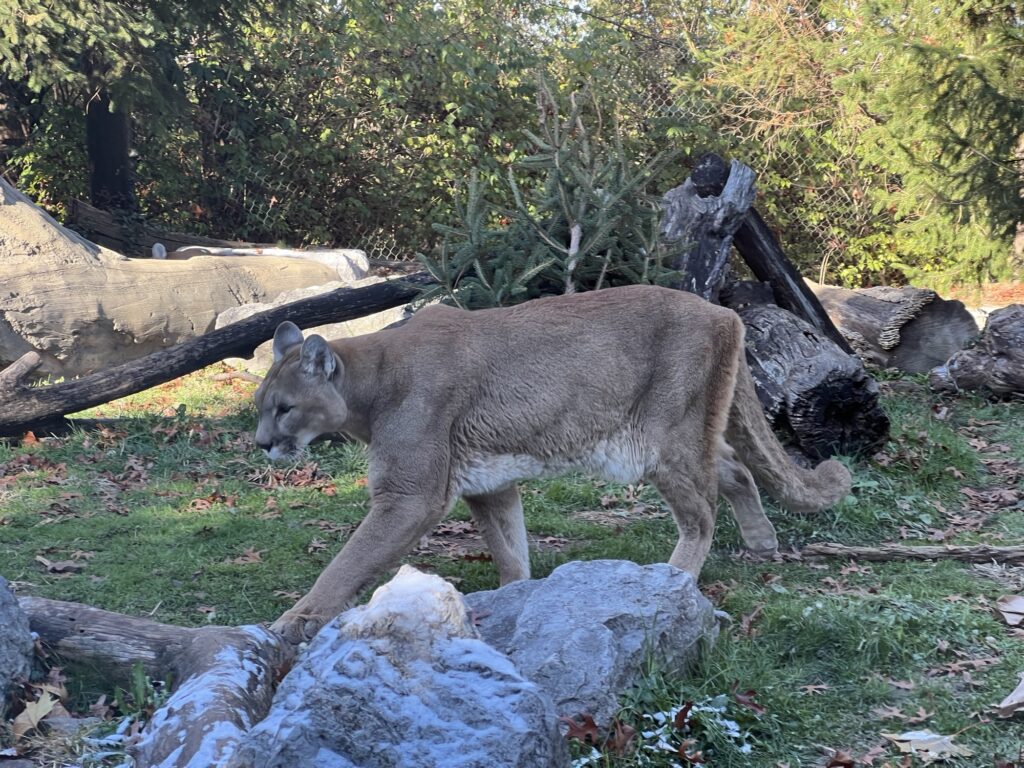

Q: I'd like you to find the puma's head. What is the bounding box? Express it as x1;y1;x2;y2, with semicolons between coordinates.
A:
254;321;348;461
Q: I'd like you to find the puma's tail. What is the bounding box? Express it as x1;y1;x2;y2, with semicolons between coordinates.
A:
726;359;852;513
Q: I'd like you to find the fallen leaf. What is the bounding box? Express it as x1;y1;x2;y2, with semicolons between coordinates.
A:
882;730;974;763
34;555;84;574
307;537;328;554
799;683;831;696
857;744;888;765
603;718;636;756
995;672;1024;718
225;547;264;565
731;682;766;715
995;595;1024;627
824;750;855;767
12;692;57;740
872;705;907;720
560;713;600;745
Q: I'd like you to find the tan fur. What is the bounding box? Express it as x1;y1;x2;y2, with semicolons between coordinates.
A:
254;285;851;642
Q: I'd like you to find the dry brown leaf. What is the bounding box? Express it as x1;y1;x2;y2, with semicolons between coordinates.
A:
12;692;57;740
34;555;84;574
995;595;1024;627
882;730;974;763
225;547;264;565
995;672;1024;718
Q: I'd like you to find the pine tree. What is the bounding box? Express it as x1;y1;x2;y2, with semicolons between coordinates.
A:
417;83;682;308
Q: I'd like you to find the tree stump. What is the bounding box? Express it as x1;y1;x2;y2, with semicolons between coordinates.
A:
738;304;890;459
661;155;756;302
930;304;1024;396
809;282;979;373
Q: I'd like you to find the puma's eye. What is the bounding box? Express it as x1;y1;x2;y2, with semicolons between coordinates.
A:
276;404;293;416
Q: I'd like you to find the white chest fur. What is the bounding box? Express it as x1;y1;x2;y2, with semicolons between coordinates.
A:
452;433;650;496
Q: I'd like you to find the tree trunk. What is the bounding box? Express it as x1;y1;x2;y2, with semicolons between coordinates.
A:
738;304;890;459
85;91;135;212
0;178;365;377
661;154;756;302
0;272;431;437
809;281;979;373
930;304;1024;396
19;596;291;768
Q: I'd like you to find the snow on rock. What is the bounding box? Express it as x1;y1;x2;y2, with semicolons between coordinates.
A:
227;566;568;768
463;560;719;726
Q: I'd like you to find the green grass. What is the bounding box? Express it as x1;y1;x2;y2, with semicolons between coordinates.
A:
2;367;1023;765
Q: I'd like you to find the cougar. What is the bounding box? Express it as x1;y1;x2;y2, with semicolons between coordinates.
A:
254;285;851;642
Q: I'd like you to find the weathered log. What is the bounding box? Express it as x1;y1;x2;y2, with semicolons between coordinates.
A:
18;596;291;768
0;178;364;377
738;304;890;459
0;272;433;437
809;281;979;373
661;154;756;302
930;304;1024;396
802;541;1024;565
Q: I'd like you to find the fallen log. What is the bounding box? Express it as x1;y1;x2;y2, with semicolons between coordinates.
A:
738;304;890;459
809;281;979;373
930;304;1024;397
0;273;433;437
801;541;1024;565
18;596;291;768
1;179;367;377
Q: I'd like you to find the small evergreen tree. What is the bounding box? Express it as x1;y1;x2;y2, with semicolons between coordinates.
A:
417;83;682;308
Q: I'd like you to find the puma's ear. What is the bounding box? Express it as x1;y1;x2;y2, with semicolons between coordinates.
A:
299;335;338;379
273;321;304;363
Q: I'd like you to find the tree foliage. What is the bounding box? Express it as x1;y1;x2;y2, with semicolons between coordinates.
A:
1;0;1020;286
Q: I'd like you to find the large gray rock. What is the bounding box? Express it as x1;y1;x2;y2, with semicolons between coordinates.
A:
228;566;567;768
464;560;718;725
0;577;33;712
215;277;410;371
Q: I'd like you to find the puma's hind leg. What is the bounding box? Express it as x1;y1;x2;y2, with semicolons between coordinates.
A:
649;469;718;578
718;442;779;556
464;485;530;585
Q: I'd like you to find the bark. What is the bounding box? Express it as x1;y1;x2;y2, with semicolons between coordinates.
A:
661;154;756;302
801;541;1024;565
738;304;890;460
19;596;291;768
809;281;979;373
930;304;1024;396
0;178;360;376
0;272;432;437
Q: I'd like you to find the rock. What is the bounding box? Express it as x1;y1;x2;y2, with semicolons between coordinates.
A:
215;277;411;371
464;560;718;725
228;566;568;768
0;577;33;713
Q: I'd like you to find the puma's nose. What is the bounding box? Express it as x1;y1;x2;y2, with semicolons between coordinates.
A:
255;439;272;452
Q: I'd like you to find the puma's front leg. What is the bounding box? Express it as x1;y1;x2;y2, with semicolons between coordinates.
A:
271;485;450;644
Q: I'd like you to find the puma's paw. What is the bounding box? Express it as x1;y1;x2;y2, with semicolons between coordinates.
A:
743;538;780;560
270;610;328;646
